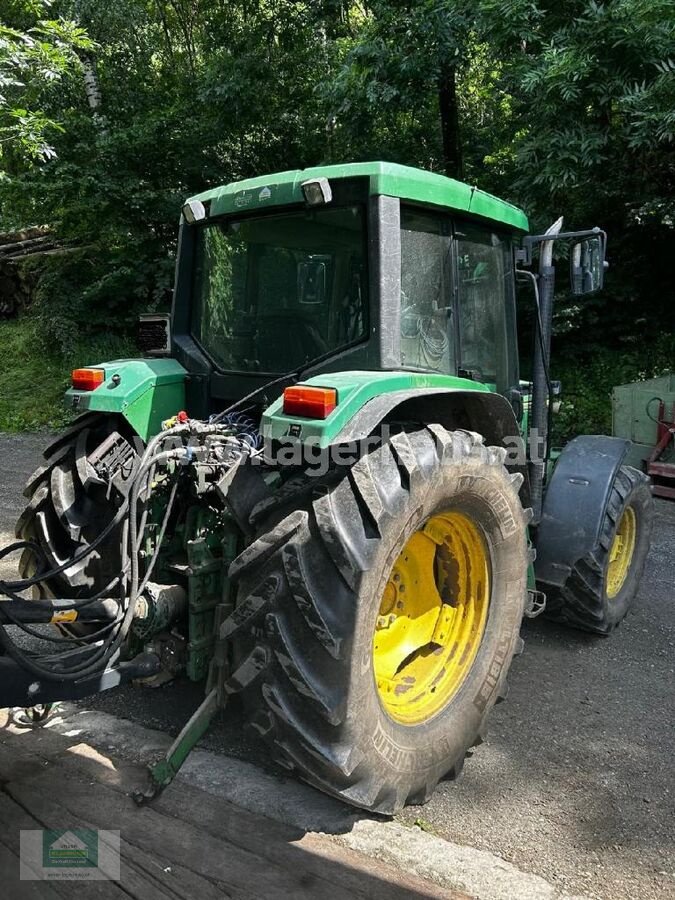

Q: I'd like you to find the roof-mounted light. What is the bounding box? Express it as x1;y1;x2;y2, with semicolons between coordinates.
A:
301;178;332;207
182;199;206;224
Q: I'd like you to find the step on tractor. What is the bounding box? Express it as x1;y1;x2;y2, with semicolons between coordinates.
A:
0;163;653;813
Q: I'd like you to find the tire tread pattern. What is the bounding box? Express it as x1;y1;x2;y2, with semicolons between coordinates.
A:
226;426;529;814
544;465;652;634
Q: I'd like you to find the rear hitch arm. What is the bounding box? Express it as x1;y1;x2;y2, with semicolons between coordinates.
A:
0;648;161;709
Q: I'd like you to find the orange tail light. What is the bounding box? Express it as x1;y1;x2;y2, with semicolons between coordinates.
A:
71;368;105;391
282;385;337;419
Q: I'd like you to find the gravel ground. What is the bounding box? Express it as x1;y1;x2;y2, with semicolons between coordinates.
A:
0;431;673;900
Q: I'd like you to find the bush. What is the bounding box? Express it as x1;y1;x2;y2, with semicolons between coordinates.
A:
0;317;137;432
551;335;673;444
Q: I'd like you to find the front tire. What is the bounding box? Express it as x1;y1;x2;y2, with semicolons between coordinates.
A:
545;465;653;634
228;426;529;814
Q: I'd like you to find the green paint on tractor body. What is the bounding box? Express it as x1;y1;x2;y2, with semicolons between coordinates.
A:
13;159;631;815
261;370;490;448
71;162;529;447
188;161;529;232
65;358;186;441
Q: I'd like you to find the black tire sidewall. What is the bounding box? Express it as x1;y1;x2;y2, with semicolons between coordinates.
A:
602;475;652;627
342;449;527;788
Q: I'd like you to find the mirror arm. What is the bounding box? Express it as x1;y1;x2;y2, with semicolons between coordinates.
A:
519;227;606;267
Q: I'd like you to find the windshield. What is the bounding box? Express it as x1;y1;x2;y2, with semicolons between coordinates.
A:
191;206;367;373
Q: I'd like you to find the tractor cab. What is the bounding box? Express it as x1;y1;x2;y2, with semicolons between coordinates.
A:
168;163;529;418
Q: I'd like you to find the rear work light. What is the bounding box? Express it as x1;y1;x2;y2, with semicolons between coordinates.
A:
283;385;337;419
71;368;105;391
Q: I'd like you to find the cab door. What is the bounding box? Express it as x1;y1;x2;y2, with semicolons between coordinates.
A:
453;221;519;394
399;206;455;374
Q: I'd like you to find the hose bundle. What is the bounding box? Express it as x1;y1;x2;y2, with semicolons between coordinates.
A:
0;416;256;682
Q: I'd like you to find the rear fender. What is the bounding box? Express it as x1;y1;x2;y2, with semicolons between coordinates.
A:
261;372;529;505
65;358;187;442
337;388;530;507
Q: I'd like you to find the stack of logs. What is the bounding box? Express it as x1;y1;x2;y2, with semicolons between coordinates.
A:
0;226;60;316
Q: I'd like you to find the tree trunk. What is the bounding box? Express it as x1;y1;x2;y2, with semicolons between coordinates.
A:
82;59;102;112
438;62;463;180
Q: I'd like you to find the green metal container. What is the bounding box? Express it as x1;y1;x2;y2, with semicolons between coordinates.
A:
612;374;675;468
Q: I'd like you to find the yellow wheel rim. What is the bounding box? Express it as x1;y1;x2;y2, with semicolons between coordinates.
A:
606;506;637;599
373;511;490;726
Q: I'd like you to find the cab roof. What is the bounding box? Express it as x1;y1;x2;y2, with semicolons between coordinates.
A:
189;161;529;232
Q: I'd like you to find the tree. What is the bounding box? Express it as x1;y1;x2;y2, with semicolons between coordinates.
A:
0;0;672;362
493;0;675;341
324;1;480;178
0;2;92;170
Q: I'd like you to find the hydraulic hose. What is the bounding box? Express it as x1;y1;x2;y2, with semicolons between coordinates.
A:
0;410;260;684
0;425;190;680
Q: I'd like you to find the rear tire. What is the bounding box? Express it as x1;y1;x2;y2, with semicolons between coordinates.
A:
544;465;653;634
228;426;529;814
15;414;140;602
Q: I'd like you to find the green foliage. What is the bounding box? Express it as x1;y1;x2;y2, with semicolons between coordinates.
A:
0;316;136;431
552;334;674;443
0;0;672;435
0;3;93;167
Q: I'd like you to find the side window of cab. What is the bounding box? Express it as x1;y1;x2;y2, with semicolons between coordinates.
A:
399;208;455;373
455;222;518;393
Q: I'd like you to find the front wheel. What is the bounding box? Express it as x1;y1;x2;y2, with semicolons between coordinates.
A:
229;426;530;814
546;465;653;634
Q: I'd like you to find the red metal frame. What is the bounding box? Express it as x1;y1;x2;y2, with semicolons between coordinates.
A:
646;400;675;499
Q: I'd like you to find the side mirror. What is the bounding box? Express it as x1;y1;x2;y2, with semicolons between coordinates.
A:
570;234;606;295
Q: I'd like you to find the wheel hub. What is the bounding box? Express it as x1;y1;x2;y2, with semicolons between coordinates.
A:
606;505;637;599
373;511;491;726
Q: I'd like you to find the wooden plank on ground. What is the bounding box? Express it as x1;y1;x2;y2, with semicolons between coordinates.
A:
0;729;456;898
121;838;237;900
0;723;463;899
0;791;127;899
7;772;342;899
0;839;65;900
153;778;453;900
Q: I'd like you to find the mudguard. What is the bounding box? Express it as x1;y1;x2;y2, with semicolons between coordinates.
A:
261;370;530;504
65;358;187;441
534;435;630;589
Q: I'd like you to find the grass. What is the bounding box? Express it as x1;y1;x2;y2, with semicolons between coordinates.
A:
550;336;674;445
0;318;137;433
412;817;438;834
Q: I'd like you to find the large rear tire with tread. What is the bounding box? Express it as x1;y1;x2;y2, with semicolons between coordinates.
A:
228;426;530;814
544;465;653;635
15;414;139;601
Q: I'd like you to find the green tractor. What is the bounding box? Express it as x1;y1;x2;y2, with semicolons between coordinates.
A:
2;162;653;814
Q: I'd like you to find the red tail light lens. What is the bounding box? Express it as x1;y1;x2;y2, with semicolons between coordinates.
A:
283;385;337;419
71;368;105;391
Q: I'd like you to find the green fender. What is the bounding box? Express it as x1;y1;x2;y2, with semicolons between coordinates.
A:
261;368;529;495
261;370;496;448
65;358;187;441
262;368;533;596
